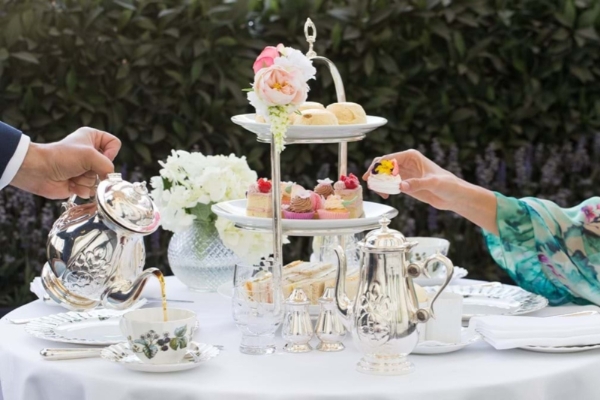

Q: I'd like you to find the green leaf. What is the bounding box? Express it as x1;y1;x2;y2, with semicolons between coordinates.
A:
569;65;594;82
66;69;77;94
191;59;203;83
116;63;130;79
11;52;39;64
189;203;213;223
133;339;147;346
170;338;180;350
215;36;237;46
364;52;375;76
576;27;600;41
133;44;154;59
134;143;152;163
0;49;8;62
174;325;187;337
577;4;600;28
114;0;135;10
452;31;466;58
557;0;576;27
178;337;187;348
143;344;158;359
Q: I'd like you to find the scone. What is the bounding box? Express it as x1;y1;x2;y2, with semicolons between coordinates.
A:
292;109;339;126
298;101;325;111
326;102;367;125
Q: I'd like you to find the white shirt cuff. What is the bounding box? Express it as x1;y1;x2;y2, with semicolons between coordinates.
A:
0;134;31;190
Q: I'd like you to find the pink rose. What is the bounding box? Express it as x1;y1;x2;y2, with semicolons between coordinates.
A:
253;65;308;107
253;46;280;74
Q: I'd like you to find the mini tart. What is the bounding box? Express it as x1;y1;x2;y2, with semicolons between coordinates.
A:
292;109;339;126
326;102;367;125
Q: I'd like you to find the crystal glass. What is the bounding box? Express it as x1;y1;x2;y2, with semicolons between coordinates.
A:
232;263;284;355
168;221;240;292
311;234;363;271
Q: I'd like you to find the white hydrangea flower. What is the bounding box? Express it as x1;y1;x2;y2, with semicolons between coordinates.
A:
274;46;316;82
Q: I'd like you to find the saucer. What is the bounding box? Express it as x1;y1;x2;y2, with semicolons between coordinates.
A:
413;329;482;355
519;343;600;353
100;342;220;372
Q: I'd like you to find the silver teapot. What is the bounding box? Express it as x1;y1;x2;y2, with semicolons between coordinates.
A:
42;173;161;311
334;217;454;375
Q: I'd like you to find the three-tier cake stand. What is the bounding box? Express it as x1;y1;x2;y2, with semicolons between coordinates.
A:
214;18;397;303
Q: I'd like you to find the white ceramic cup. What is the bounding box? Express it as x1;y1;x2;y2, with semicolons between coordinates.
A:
120;308;197;364
407;237;450;278
419;292;463;344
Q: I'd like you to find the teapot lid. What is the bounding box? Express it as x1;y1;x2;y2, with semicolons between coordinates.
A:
360;217;413;252
96;173;160;235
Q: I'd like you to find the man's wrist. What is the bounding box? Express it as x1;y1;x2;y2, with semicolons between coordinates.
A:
10;142;46;189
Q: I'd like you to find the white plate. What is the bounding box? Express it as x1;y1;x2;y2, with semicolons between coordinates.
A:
425;283;548;320
101;342;220;372
217;283;321;316
413;266;468;286
414;329;482;355
231;114;387;144
25;308;199;346
519;344;600;353
211;200;398;236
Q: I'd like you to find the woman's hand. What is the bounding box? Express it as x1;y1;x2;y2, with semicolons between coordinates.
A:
363;149;499;234
10;127;121;199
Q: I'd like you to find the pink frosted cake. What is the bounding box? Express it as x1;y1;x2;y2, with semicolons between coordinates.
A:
334;174;364;218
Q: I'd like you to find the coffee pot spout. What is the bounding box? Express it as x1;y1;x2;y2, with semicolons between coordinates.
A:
101;267;160;310
333;245;352;328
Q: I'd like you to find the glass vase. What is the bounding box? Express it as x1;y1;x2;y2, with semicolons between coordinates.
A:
168;221;240;292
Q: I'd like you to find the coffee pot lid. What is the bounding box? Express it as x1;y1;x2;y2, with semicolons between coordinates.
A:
96;173;160;235
360;217;413;252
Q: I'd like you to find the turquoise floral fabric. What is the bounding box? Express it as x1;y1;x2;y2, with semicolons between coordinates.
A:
483;193;600;306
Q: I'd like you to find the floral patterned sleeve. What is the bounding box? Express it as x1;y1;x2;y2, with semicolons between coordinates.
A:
483;192;600;306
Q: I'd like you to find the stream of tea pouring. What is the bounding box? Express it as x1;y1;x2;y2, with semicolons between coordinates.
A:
152;270;168;322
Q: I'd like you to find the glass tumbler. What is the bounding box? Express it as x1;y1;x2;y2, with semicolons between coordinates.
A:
232;263;284;355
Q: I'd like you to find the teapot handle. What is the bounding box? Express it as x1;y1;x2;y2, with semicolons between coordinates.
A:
407;252;454;323
62;176;100;209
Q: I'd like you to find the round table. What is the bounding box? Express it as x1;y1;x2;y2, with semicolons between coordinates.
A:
1;277;600;400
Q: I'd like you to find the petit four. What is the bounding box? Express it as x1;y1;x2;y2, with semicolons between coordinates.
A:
283;191;315;219
246;178;272;218
314;178;334;198
317;195;350;219
334;174;364;219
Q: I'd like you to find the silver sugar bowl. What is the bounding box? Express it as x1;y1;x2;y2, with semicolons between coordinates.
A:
42;173;161;311
334;217;454;375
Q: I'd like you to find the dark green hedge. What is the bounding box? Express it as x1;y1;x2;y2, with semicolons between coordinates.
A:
1;0;599;306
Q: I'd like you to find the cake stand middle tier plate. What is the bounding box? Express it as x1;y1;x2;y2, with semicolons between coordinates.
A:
231;114;388;144
211;200;398;236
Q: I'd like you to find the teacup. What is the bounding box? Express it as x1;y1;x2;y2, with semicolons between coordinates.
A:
120;308;196;364
418;292;463;344
407;237;450;278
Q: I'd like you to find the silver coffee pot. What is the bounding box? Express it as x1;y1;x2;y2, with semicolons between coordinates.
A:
334;217;454;375
42;173;161;311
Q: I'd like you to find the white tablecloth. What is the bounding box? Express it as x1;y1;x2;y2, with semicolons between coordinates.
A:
1;277;600;400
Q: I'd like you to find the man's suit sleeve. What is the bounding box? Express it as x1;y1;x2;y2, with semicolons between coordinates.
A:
0;121;30;190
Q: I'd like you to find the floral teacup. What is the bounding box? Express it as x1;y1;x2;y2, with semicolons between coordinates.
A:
407;237;450;278
120;308;196;364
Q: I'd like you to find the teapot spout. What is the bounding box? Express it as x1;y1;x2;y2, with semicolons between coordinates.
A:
333;245;352;329
101;267;160;310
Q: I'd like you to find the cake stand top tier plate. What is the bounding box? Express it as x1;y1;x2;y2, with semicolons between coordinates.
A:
231;114;387;144
211;200;398;236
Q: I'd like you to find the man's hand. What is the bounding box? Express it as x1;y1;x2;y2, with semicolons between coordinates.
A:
10;127;121;199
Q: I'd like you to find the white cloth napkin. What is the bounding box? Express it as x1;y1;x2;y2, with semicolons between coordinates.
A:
30;277;61;307
473;314;600;349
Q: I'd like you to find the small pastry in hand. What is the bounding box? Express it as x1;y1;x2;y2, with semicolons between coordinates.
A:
283;190;315;220
292;109;338;126
298;102;325;111
314;178;334;199
326;102;367;125
367;159;402;195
